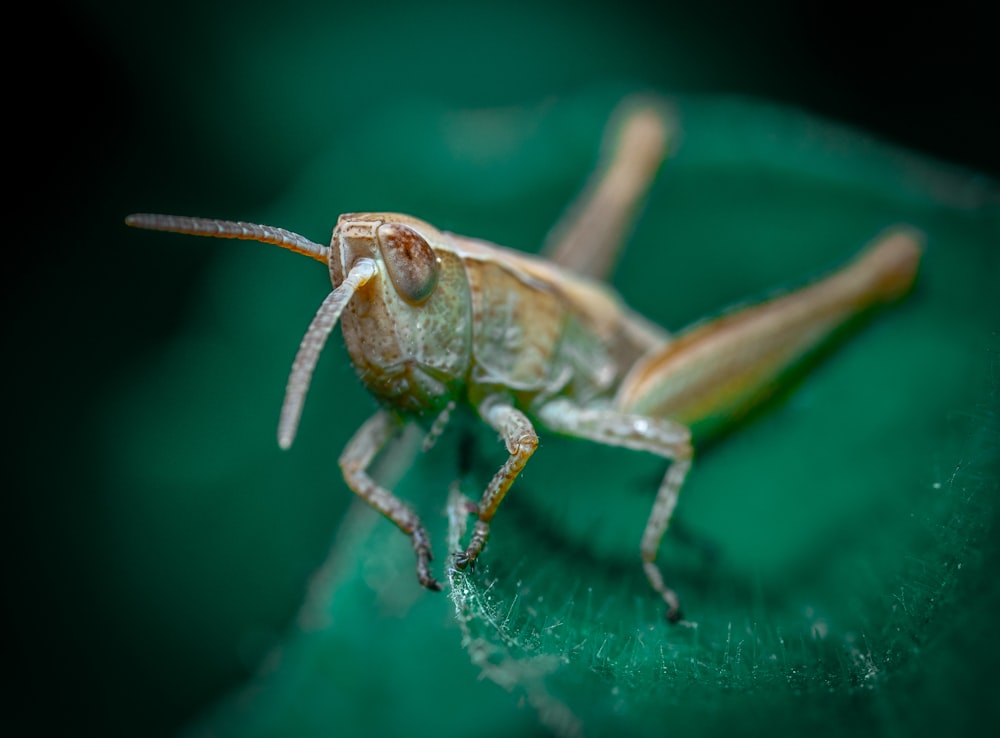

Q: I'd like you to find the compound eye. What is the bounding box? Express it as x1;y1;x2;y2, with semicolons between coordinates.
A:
376;222;439;304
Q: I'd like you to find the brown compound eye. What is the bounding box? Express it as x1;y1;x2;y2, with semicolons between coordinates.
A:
375;222;440;304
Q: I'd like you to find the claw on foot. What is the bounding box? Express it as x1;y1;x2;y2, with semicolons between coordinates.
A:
452;550;477;572
643;560;682;624
419;574;444;592
412;527;442;590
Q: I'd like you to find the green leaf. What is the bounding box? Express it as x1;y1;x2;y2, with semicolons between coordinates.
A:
172;91;998;738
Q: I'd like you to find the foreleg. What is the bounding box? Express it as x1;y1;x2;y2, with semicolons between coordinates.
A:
339;410;442;590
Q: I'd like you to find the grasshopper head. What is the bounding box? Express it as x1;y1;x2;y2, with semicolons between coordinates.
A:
125;211;466;450
329;213;470;419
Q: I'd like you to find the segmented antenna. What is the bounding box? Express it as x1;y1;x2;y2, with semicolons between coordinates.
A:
277;258;378;449
126;211;365;448
125;214;330;264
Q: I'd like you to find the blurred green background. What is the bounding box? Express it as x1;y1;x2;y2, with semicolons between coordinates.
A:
7;1;997;737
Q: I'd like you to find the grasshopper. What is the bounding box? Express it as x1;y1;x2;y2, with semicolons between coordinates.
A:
127;97;922;621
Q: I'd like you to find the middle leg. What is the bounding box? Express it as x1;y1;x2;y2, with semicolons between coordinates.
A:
536;398;692;621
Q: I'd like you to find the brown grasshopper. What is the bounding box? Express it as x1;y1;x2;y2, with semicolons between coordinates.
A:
127;97;922;621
